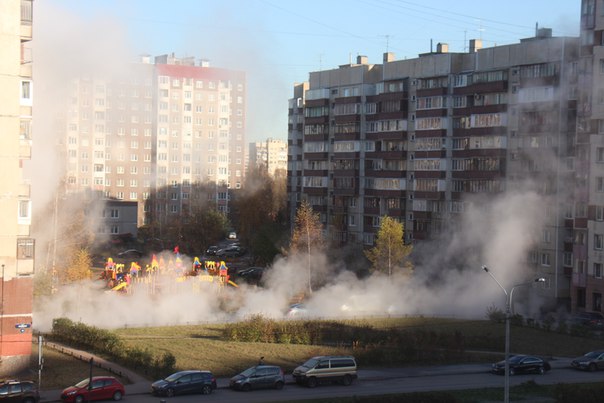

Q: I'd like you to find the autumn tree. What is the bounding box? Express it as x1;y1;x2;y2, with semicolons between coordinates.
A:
63;248;92;283
365;216;413;277
290;200;324;293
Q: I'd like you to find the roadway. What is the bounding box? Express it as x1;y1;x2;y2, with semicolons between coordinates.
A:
40;357;604;402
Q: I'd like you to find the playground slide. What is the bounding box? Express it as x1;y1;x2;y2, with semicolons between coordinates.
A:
228;280;238;288
112;282;128;291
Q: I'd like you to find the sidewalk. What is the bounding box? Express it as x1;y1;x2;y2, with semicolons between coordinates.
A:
38;343;574;402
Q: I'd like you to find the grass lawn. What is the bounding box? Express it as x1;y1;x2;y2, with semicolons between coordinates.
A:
27;345;130;391
109;317;604;377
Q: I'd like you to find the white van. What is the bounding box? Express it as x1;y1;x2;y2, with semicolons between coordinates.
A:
292;355;357;388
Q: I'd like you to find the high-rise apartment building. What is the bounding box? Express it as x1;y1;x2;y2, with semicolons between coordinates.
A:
572;0;604;314
0;0;35;375
288;30;582;309
62;54;246;229
249;138;288;177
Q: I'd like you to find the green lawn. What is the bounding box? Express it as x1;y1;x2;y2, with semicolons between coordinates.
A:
110;317;604;377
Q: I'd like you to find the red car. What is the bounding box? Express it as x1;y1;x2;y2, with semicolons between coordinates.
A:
61;376;125;403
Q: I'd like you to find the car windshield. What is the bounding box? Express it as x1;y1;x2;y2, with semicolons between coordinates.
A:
239;367;256;377
508;355;526;363
584;351;601;358
164;373;183;382
301;358;320;368
75;379;90;388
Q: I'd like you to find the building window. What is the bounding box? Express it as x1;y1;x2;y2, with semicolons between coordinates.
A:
595;262;603;278
597;177;604;192
18;200;31;224
20;80;32;104
594;293;602;312
541;253;551;266
16;238;34;260
577;288;586;308
597;206;604;221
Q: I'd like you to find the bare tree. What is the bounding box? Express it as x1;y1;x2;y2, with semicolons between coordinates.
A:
290;200;324;293
365;216;413;277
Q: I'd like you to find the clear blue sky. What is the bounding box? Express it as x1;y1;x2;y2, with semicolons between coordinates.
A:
37;0;580;142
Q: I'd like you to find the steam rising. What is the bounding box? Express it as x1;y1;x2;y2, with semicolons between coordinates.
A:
34;190;550;331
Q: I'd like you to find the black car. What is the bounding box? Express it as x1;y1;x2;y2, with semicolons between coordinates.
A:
151;370;216;397
491;355;551;375
237;267;264;283
570;311;604;329
117;249;144;259
571;350;604;371
229;365;285;391
0;380;39;403
205;246;219;256
217;245;245;258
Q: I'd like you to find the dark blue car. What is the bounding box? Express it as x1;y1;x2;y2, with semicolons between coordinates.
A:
151;370;216;397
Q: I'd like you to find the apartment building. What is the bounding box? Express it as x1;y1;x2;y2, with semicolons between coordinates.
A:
0;0;35;375
249;138;288;177
62;54;246;229
572;0;604;314
288;31;581;309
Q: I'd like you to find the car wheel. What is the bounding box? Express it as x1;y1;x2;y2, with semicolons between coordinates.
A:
342;374;353;386
75;396;84;403
23;398;35;403
307;377;318;388
166;388;175;397
509;368;515;376
112;390;123;401
241;383;251;392
589;363;597;372
275;381;284;390
201;385;212;395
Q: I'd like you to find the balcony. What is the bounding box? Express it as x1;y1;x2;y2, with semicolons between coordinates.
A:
572;272;587;287
19;138;32;159
20;0;33;40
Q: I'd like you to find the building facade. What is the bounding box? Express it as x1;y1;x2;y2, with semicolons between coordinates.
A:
0;0;35;375
62;54;247;229
249;138;288;177
288;31;582;309
572;0;604;314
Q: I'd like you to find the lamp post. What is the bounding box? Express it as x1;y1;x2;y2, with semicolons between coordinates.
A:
482;265;545;403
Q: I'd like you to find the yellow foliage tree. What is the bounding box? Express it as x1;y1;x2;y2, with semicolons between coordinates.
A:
63;248;92;284
290;200;324;293
365;216;413;277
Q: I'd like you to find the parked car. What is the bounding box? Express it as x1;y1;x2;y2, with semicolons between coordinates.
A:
570;311;604;328
217;245;245;258
286;303;308;317
229;365;285;391
236;267;264;283
228;231;237;239
205;246;219;256
151;370;216;397
491;355;551;375
292;356;357;387
571;350;604;371
0;380;39;403
116;249;143;260
60;376;124;403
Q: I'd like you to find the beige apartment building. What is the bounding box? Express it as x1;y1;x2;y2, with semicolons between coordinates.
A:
0;0;35;375
249;138;288;177
62;54;246;229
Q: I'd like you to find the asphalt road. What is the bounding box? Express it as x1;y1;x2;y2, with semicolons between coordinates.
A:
73;358;604;403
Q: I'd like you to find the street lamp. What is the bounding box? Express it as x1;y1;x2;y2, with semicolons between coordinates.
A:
482;265;545;403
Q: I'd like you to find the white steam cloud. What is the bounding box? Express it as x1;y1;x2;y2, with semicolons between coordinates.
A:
34;189;550;331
